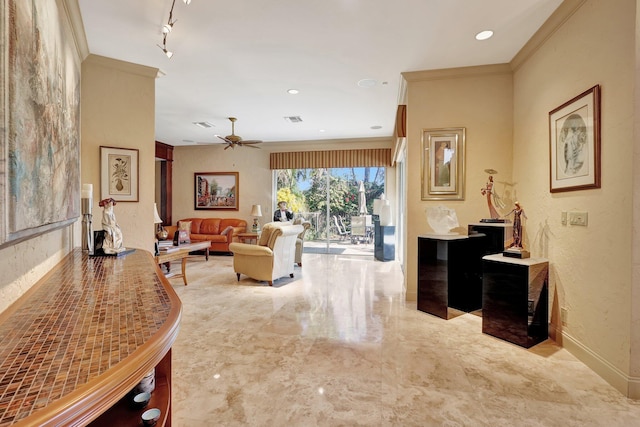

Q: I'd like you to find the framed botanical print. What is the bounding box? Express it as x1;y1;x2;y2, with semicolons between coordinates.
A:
549;85;601;192
100;146;139;202
421;127;466;200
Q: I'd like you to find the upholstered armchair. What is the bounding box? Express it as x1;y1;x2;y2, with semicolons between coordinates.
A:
293;219;311;266
229;222;304;286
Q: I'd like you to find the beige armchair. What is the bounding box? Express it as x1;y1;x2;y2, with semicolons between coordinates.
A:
229;222;304;286
293;219;311;266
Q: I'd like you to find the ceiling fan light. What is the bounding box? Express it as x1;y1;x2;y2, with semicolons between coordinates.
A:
183;0;192;4
162;23;173;34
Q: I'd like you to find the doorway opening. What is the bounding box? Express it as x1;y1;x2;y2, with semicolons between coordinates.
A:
274;167;385;256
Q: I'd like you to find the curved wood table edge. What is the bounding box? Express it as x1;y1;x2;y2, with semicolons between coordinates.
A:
12;250;183;427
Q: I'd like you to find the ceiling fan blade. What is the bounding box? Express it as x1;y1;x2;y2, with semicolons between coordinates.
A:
224;144;233;150
243;144;261;149
239;140;262;144
217;135;231;143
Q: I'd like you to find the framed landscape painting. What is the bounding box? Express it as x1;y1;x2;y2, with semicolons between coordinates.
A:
194;172;239;210
549;85;601;193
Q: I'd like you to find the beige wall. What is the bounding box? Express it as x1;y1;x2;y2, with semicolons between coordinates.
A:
81;55;158;253
512;0;637;395
171;138;395;226
403;65;514;301
403;0;639;396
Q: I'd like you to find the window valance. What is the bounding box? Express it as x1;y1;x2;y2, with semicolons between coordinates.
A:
269;148;392;170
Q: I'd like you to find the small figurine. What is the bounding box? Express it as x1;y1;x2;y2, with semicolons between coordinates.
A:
504;201;527;249
480;169;504;222
99;198;125;254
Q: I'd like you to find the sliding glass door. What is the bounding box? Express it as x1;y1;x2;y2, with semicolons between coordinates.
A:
275;167;385;255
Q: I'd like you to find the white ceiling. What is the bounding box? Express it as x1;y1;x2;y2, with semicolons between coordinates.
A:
78;0;562;147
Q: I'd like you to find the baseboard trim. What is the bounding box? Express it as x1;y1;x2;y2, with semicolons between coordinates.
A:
554;325;640;398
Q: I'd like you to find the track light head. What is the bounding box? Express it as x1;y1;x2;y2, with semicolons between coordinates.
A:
157;44;174;59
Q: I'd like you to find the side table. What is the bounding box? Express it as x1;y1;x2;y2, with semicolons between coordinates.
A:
238;232;259;244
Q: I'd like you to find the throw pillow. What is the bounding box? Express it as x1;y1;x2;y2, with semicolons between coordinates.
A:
178;221;192;243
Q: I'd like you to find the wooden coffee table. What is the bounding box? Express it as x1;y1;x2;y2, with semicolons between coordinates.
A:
155;241;211;285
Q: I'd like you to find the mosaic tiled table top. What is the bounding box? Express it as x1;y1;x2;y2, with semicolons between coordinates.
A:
0;249;174;426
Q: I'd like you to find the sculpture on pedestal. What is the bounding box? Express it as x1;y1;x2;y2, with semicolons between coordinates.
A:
480;169;506;222
426;205;459;235
99;198;125;254
503;201;530;258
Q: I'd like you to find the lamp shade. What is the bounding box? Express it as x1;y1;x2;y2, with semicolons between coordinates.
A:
251;204;262;217
153;203;163;224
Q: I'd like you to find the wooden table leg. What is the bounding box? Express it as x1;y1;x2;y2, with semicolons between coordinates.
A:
181;257;188;286
205;248;209;261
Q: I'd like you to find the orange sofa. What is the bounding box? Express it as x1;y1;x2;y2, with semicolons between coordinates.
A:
164;218;247;253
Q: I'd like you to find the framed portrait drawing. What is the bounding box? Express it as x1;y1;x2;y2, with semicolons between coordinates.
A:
421;127;466;200
549;85;601;193
100;146;139;202
194;172;239;210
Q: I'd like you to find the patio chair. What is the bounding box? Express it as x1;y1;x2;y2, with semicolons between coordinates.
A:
332;215;349;240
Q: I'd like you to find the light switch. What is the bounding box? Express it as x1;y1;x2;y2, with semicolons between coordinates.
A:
569;211;588;226
561;212;567;225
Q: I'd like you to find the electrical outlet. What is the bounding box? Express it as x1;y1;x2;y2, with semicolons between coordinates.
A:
561;307;568;325
561;212;567;225
569;211;588;226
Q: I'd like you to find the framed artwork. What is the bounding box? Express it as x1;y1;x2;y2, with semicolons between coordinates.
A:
1;0;81;247
194;172;239;210
549;85;601;193
100;146;139;202
421;127;466;200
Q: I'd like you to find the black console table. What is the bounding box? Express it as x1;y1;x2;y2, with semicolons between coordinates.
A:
482;254;549;348
417;234;487;319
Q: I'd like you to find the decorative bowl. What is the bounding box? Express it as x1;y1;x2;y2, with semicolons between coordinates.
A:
141;408;161;426
131;391;151;409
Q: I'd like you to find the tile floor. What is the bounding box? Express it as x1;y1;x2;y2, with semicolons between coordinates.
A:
169;253;640;426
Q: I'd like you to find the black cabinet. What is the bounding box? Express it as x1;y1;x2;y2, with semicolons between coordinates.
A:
374;219;395;261
482;254;548;348
417;234;486;319
468;223;513;255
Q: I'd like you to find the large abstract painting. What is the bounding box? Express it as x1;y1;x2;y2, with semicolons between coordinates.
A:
0;0;80;246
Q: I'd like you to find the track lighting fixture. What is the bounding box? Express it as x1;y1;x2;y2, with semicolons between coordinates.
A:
158;45;174;58
159;0;191;58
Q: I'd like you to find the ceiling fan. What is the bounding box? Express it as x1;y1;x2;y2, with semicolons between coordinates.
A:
216;117;262;150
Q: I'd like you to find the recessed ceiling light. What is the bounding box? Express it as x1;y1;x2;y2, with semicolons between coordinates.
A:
475;30;494;41
287;89;299;95
319;129;326;133
370;125;382;130
357;79;377;88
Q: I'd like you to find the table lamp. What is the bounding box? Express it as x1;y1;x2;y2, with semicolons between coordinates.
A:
154;203;168;240
251;204;262;232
